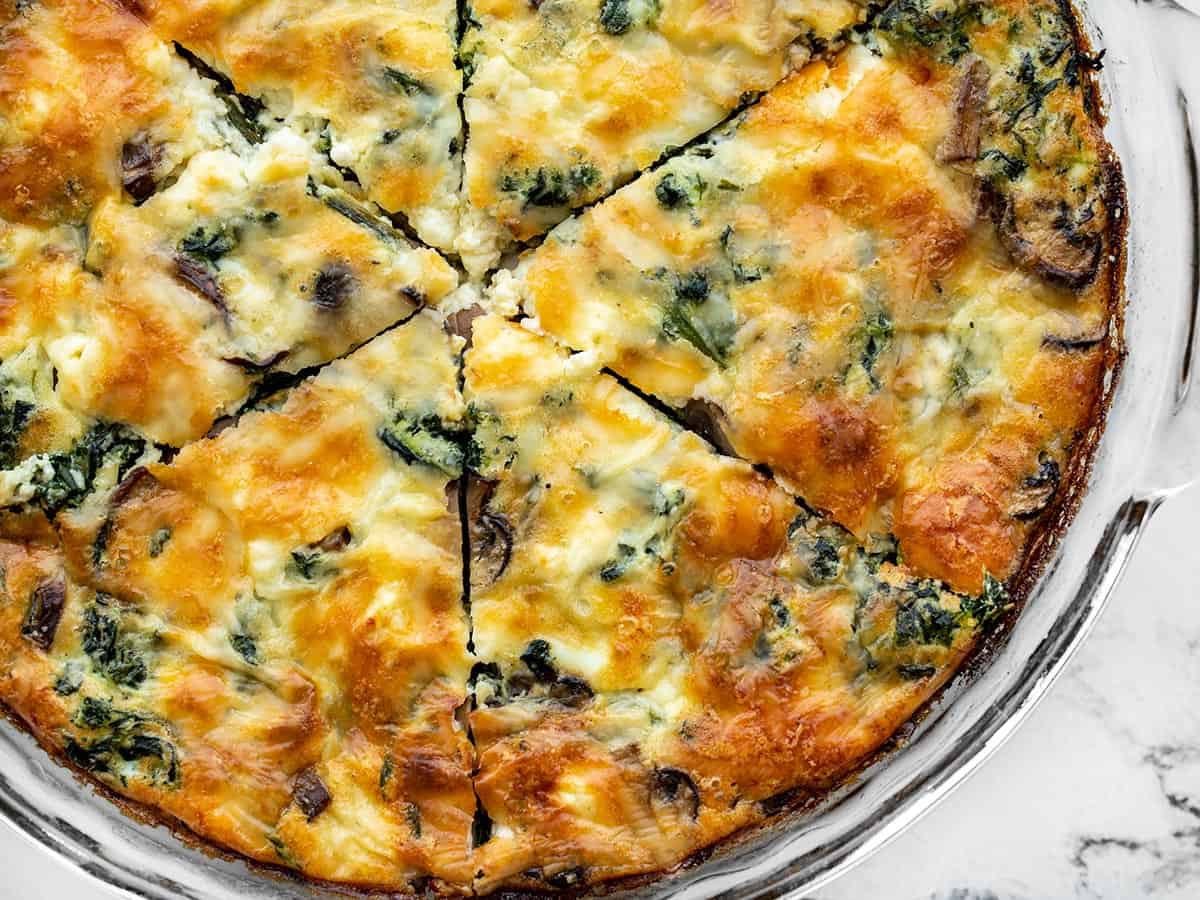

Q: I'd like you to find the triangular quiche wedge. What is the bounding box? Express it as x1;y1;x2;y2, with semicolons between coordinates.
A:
136;0;465;255
0;313;478;890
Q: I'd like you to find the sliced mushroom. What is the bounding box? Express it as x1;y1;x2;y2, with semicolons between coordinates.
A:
292;766;331;820
223;350;289;371
21;575;66;651
1042;323;1108;351
444;303;485;350
120;137;160;204
544;866;587;889
650;767;701;820
936;56;990;165
988;189;1103;290
173;255;230;319
548;674;594;708
680;398;736;456
466;477;512;588
313;525;352;553
1008;455;1060;519
311;262;356;311
110;465;157;507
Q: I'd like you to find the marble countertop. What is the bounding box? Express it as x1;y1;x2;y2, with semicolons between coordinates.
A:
1;489;1196;899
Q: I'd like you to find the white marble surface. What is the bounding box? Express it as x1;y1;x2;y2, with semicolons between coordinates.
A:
0;488;1196;899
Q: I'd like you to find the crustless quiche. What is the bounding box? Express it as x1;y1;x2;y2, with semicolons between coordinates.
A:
0;0;1123;894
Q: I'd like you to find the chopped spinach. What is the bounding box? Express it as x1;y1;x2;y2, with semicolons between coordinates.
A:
29;423;146;517
655;172;706;210
381;67;430;97
287;548;334;581
856;309;893;389
980;148;1028;181
179;223;240;263
54;662;84;696
787;515;847;584
0;383;34;469
660;269;736;366
80;602;155;689
719;226;767;284
599;542;638;582
876;0;982;64
378;411;464;477
598;0;659;35
960;572;1010;626
894;591;959;647
230;633;258;664
499;164;600;210
65;698;179;787
465;404;517;475
307;178;406;247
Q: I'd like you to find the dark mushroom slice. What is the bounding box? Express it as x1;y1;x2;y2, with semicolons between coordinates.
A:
205;415;237;439
936;56;990;165
292;766;332;820
21;575;66;651
1008;455;1060;519
547;674;594;708
989;189;1103;290
1042;323;1108;351
109;465;157;507
466;477;512;588
120;137;161;204
650;766;701;820
311;262;356;311
680;397;736;457
172;255;231;319
223;350;289;371
313;525;352;553
444;303;486;350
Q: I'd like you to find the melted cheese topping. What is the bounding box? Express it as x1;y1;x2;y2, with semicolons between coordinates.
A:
501;30;1114;592
138;0;465;253
1;314;474;890
0;133;456;458
464;315;985;889
0;0;1120;893
458;0;867;272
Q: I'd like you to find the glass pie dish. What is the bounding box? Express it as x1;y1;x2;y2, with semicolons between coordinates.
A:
1;1;1198;897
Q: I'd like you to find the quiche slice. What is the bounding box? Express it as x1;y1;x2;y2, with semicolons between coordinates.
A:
462;314;996;891
0;130;458;517
455;0;869;273
489;4;1117;592
138;0;465;254
0;312;476;890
